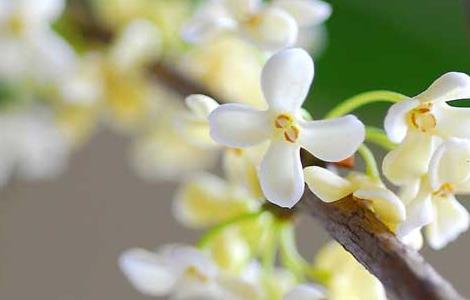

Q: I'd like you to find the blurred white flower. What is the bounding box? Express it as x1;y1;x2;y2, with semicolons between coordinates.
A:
314;242;387;300
304;167;405;231
283;284;326;300
183;0;331;51
398;138;470;249
0;0;76;82
208;48;365;207
383;72;470;185
0;108;70;187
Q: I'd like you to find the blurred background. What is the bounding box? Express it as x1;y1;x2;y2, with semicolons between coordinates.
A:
0;0;469;299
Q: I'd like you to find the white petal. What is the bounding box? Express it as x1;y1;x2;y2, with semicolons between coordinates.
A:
396;182;435;238
384;98;419;143
242;7;298;51
21;0;65;22
119;248;176;296
224;0;261;19
182;16;236;44
185;94;220;119
299;115;365;162
400;229;423;251
354;187;406;226
303;166;355;202
434;102;470;139
428;139;470;191
261;48;313;112
426;195;470;250
382;131;434;185
209;104;270;147
167;246;218;280
284;284;326;300
259;141;304;208
415;72;470;103
273;0;332;27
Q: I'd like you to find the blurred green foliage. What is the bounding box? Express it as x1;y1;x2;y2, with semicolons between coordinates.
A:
307;0;470;125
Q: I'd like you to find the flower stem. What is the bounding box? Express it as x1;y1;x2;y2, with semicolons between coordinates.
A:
197;210;264;249
366;126;397;151
358;144;380;179
325;90;406;119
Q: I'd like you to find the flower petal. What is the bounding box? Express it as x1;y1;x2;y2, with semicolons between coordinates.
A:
434;102;470;140
382;131;434;185
426;195;470;250
384;98;419;143
22;0;65;21
299;115;365;162
415;72;470;103
400;229;423;251
185;94;220;119
303;166;355;202
396;181;435;238
284;284;326;300
182;16;237;44
261;48;312;112
259;141;304;208
354;187;406;227
242;7;298;51
209;103;270;147
225;0;261;19
167;246;219;280
119;248;176;296
273;0;332;27
428;138;470;191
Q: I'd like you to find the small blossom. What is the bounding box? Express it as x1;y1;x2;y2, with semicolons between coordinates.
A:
314;242;387;300
207;48;365;207
183;0;331;51
304;166;406;231
398;138;470;249
383;72;470;185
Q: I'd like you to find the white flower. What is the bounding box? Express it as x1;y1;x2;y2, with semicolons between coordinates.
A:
383;72;470;185
304;166;406;231
207;48;365;208
0;108;70;187
284;284;326;300
314;242;387;300
182;0;331;51
398;138;470;249
0;0;76;82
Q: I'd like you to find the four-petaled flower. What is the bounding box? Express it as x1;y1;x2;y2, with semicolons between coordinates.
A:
207;48;365;208
182;0;331;51
383;72;470;185
397;139;470;250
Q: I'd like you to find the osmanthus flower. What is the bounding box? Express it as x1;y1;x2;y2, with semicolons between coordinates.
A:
182;0;331;51
304;167;406;231
383;72;470;185
0;0;76;82
397;139;470;250
207;48;365;207
0;108;70;187
314;242;387;300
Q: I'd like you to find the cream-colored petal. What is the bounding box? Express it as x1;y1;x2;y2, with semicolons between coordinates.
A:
299;115;365;162
185;94;220;119
261;48;313;112
354;187;406;226
167;246;218;280
182;16;236;44
396;182;434;238
273;0;332;27
428;138;470;191
382;131;434;185
384;98;419;143
434;102;470;140
223;148;263;198
415;72;470;103
209;104;270;147
119;248;176;296
303;166;355;202
284;284;326;300
400;229;423;251
22;0;65;22
242;7;298;51
259;141;304;208
225;0;261;19
426;195;470;250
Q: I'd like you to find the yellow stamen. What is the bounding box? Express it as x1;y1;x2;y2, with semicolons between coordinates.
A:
273;114;301;143
184;266;209;283
408;102;437;133
432;183;454;198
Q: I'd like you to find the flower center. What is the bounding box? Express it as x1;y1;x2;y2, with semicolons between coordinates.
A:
184;266;209;283
432;183;454;198
273;114;300;143
407;102;436;133
243;13;263;28
7;14;25;36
